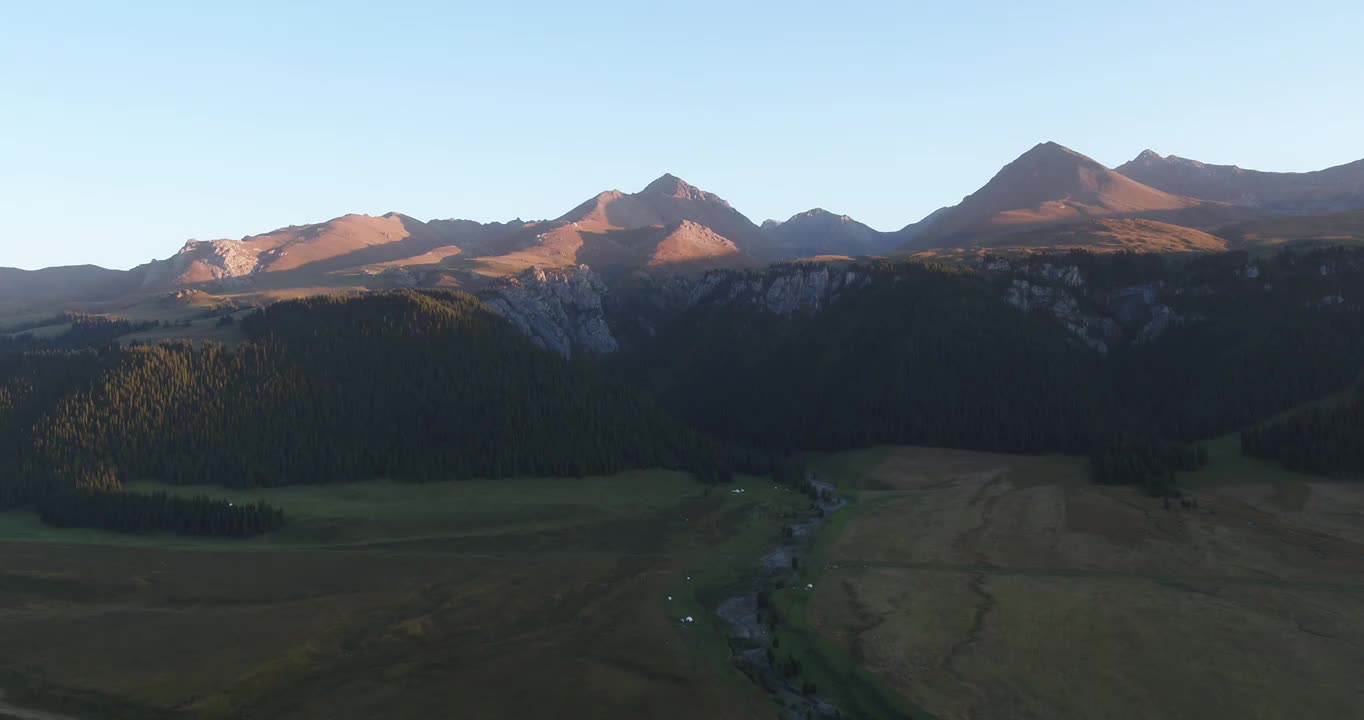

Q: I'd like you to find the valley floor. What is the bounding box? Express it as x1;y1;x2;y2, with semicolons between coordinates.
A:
0;473;808;719
801;447;1364;720
2;448;1361;720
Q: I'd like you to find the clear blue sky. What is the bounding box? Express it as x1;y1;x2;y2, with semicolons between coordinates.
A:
3;1;1362;270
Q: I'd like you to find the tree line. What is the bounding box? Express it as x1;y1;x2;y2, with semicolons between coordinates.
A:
1241;385;1364;477
1089;434;1208;496
35;488;284;537
0;312;157;352
8;292;738;490
1;290;747;536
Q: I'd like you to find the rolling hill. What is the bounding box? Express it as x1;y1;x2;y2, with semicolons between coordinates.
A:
0;265;140;311
972;218;1230;253
1220;209;1364;250
645;220;751;271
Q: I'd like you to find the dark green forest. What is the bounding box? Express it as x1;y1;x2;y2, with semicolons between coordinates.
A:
2;247;1362;535
615;250;1364;492
0;348;117;505
1089;434;1208;497
1108;250;1364;442
37;489;285;538
617;261;1117;454
1242;386;1364;477
0;291;734;535
0;312;156;351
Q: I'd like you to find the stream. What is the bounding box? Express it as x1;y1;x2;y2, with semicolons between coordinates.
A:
0;477;848;720
716;474;848;719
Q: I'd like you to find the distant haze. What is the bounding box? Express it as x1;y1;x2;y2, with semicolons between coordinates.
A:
3;1;1363;269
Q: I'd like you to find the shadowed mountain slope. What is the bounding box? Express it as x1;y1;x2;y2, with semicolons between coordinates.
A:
908;142;1217;249
1118;150;1364;215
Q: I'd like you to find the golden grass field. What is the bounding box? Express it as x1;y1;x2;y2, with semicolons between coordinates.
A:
0;473;810;720
1225;209;1364;250
800;447;1364;720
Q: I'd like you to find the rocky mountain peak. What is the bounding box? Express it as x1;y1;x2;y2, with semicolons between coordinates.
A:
642;173;691;195
640;174;729;206
1122;150;1210;171
1012;141;1102;170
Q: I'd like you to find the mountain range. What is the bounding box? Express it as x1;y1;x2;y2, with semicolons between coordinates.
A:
1117;149;1364;215
6;141;1364;313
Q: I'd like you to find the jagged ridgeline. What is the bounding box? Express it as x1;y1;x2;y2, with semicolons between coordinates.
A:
7;290;731;500
617;260;1118;453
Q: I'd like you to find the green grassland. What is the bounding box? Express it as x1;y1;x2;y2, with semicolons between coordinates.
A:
0;472;701;550
0;473;810;719
0;396;1357;719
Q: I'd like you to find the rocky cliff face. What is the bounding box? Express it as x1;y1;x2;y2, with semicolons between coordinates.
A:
138;240;260;289
686;263;872;314
1004;278;1123;353
481;265;618;357
476;262;876;357
988;258;1183;354
478;257;1186;359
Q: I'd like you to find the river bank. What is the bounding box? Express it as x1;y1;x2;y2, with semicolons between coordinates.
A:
716;474;848;719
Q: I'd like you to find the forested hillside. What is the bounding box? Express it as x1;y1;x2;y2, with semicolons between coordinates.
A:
0;348;116;505
1242;386;1364;477
0;313;157;351
4;248;1364;529
0;291;733;514
617;251;1364;476
618;261;1119;453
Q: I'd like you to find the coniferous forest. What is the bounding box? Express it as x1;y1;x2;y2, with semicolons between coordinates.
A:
2;248;1363;534
616;261;1118;454
0;291;734;535
1242;386;1364;478
614;250;1364;494
36;489;285;537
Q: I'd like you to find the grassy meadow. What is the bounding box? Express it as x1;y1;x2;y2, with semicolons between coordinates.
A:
0;473;811;719
1;417;1360;719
